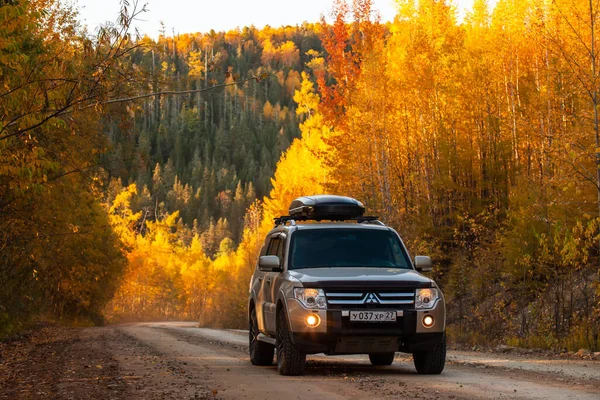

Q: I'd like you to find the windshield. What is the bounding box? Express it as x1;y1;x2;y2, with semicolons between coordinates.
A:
289;228;411;270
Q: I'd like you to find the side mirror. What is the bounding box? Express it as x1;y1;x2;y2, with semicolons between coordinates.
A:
414;256;432;272
259;255;282;272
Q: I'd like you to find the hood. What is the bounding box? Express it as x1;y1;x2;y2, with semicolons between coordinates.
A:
286;267;433;289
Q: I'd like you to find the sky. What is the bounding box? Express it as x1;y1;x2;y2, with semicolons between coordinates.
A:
76;0;475;39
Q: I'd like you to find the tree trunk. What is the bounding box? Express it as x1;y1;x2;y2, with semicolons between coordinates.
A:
590;0;600;267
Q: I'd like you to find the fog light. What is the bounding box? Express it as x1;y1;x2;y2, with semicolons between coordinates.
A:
306;314;320;328
423;315;434;328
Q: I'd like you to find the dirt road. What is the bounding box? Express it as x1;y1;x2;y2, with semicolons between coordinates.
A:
2;321;599;399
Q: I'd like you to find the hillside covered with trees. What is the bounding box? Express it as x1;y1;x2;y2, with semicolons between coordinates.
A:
103;24;325;248
1;0;599;351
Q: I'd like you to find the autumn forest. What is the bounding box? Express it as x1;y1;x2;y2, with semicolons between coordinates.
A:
1;0;599;351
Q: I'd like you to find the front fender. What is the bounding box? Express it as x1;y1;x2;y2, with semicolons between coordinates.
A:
277;289;328;336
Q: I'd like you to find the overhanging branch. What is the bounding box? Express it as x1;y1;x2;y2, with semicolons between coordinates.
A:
0;74;268;141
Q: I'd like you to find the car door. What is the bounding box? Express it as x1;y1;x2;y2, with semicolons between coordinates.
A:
263;234;284;334
253;238;270;333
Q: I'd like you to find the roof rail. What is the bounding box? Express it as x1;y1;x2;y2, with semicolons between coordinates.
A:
273;216;296;226
355;216;380;223
273;215;381;227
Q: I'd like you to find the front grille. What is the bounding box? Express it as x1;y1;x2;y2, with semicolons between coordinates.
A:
325;289;415;310
340;318;404;330
334;336;399;353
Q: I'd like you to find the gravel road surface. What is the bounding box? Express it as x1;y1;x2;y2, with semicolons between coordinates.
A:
2;321;599;399
121;321;600;399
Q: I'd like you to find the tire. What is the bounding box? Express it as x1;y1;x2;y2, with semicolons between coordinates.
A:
413;334;446;374
276;310;306;375
249;307;274;366
369;352;395;366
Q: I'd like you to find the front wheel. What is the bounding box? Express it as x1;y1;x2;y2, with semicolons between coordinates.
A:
369;352;395;366
413;334;446;374
249;307;274;366
276;311;306;375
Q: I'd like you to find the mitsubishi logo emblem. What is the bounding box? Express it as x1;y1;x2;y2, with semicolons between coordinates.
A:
365;293;379;304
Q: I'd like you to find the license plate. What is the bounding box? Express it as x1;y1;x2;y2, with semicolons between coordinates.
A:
349;311;396;322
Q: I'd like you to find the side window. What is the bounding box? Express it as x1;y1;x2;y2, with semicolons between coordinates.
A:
260;238;270;256
267;238;281;256
276;237;285;261
388;236;407;268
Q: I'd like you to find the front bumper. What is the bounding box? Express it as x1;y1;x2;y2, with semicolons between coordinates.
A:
286;299;445;354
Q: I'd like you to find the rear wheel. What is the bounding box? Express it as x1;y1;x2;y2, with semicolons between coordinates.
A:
369;352;395;366
413;334;446;374
249;307;274;366
276;311;306;375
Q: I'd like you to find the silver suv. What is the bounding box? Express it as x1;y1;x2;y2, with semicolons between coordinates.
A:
248;195;446;376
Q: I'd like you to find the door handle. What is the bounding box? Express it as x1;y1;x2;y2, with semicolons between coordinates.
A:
258;276;263;282
266;278;272;285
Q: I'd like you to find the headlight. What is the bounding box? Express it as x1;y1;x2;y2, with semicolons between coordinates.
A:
415;288;439;309
294;288;327;309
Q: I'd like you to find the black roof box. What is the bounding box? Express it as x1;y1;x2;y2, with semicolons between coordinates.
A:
288;195;365;220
